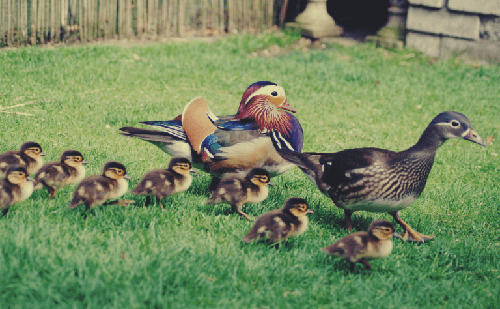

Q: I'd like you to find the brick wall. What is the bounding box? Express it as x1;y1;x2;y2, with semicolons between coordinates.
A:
406;0;500;62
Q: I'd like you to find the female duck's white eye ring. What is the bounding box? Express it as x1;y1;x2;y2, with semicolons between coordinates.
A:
451;120;460;127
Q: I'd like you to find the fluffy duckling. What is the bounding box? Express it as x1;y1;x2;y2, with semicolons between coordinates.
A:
207;168;273;221
0;141;46;178
322;220;396;271
67;161;131;210
241;197;314;243
131;157;194;208
34;150;88;198
0;165;34;215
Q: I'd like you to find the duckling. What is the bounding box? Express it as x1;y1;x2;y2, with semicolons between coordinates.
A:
0;141;46;178
67;161;132;210
321;220;396;271
241;197;314;243
131;157;194;208
207;168;273;221
34;150;88;198
0;165;34;215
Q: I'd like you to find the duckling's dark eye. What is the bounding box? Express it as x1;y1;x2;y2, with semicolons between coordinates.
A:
451;120;460;127
271;91;278;96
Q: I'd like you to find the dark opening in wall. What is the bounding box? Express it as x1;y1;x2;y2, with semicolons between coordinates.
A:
327;0;389;33
283;0;390;36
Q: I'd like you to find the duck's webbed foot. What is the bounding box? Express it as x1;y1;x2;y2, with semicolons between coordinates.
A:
390;211;434;243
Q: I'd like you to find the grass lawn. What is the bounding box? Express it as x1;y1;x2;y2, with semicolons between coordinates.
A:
0;32;499;308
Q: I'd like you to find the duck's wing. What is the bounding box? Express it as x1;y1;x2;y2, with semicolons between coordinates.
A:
120;122;196;161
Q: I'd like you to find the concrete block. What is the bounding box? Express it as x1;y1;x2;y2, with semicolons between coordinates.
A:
441;37;500;62
406;32;441;57
408;0;444;8
407;6;480;39
448;0;500;16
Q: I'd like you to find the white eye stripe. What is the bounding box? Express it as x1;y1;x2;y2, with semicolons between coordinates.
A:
436;119;462;128
244;85;286;105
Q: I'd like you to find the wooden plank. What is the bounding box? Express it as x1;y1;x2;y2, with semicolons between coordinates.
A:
107;0;112;38
210;0;216;35
152;0;158;35
148;0;153;35
160;0;167;35
86;0;90;41
118;0;122;39
39;0;44;44
239;0;244;32
143;0;147;35
16;0;20;44
31;0;36;44
16;0;21;44
178;0;184;37
104;0;109;38
0;0;3;46
7;0;11;46
166;0;174;37
44;0;48;42
201;0;207;36
89;0;93;40
78;0;82;41
17;0;22;44
96;0;100;39
137;0;143;36
51;0;56;41
113;0;118;37
227;0;232;34
55;0;60;42
91;0;94;40
219;0;224;34
267;0;272;28
81;0;86;41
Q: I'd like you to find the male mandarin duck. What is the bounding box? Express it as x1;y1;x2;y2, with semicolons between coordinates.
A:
322;220;396;271
241;197;314;243
131;157;195;208
67;161;132;210
34;150;88;198
0;165;34;215
0;141;46;178
119;81;303;180
271;111;486;242
207;168;273;221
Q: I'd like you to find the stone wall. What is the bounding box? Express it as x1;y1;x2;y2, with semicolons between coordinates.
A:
406;0;500;62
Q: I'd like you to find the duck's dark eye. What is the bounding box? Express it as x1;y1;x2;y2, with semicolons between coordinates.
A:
271;91;278;96
451;120;460;127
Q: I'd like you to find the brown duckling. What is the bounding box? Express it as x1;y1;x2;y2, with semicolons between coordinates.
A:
241;197;314;243
34;150;88;198
207;168;273;221
67;161;132;210
0;165;34;215
131;157;194;208
322;220;396;271
0;141;46;178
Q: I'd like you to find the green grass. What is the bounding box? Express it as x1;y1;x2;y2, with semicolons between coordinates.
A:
1;31;499;308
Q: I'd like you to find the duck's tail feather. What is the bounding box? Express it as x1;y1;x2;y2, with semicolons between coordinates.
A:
270;132;329;191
